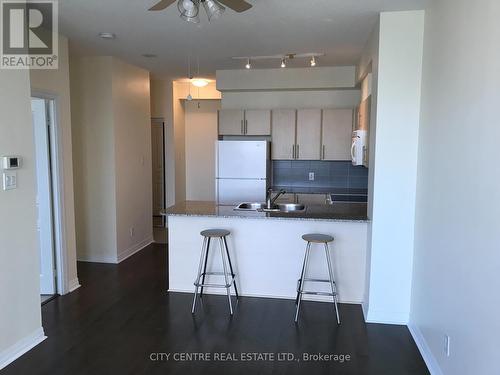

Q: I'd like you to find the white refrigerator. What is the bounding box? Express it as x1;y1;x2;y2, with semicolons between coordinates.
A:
216;141;270;205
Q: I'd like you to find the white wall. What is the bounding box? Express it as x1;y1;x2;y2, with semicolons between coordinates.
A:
150;79;175;207
410;1;500;374
29;35;79;292
0;70;45;368
362;11;425;324
71;56;153;263
70;56;117;263
112;59;153;262
184;100;220;201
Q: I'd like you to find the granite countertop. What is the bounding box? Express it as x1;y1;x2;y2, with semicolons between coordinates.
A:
271;186;369;195
163;201;369;223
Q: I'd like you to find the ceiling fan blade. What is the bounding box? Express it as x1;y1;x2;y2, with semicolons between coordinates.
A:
149;0;177;11
218;0;252;13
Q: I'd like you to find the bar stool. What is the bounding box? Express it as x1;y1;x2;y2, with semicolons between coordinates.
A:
192;229;239;315
295;233;340;324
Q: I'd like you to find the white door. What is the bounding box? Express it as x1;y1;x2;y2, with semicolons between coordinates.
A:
322;109;354;160
32;98;56;295
245;110;271;135
218;109;244;135
271;109;296;160
296;109;322;160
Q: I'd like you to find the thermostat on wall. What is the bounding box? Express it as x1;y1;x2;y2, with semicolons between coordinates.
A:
1;156;22;170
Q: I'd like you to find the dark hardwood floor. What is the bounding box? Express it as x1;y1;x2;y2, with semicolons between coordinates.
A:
3;244;428;375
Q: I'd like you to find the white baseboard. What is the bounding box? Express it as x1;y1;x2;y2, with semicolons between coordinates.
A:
117;236;154;264
68;278;81;293
167;288;362;305
408;324;443;375
77;236;154;264
0;327;46;370
365;309;409;325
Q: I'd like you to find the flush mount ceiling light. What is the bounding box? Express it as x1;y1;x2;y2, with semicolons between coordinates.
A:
98;32;116;39
232;53;324;69
191;78;209;87
149;0;252;23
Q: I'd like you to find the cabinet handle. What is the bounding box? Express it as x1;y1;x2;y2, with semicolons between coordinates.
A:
322;145;326;160
245;119;248;134
292;145;295;159
241;120;244;135
296;144;299;159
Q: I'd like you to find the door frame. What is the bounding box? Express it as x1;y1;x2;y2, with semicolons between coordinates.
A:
31;91;68;295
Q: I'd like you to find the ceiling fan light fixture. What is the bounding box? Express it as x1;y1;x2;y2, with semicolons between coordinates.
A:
203;0;225;21
178;0;200;23
191;78;209;87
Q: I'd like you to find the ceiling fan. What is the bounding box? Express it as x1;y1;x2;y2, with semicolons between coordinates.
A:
149;0;252;23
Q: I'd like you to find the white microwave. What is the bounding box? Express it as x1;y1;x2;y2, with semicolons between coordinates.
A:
351;130;368;167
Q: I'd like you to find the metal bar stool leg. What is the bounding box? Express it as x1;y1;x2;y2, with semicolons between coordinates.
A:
295;243;309;305
192;236;208;314
325;243;341;324
295;242;311;322
199;238;211;298
219;238;234;315
223;236;239;299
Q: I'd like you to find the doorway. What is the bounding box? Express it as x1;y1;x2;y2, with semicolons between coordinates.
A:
151;118;167;244
31;97;58;303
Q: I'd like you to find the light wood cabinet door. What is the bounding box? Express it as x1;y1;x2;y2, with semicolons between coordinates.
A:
296;109;321;160
322;109;353;160
245;110;271;135
271;109;296;160
218;109;244;135
358;97;371;131
296;193;327;205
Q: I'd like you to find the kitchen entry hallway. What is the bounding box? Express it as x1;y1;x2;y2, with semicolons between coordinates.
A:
2;244;428;375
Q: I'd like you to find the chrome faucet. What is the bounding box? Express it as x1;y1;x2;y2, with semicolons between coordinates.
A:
266;188;286;209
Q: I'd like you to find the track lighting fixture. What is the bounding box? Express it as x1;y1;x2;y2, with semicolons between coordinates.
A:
245;58;251;69
280;58;286;68
310;56;316;67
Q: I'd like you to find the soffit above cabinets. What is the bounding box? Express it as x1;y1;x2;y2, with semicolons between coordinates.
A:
216;66;357;92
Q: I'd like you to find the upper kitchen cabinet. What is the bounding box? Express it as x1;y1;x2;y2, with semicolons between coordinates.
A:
218;109;271;136
218;109;245;135
271;109;296;160
358;97;371;132
296;109;322;160
245;110;271;135
321;109;353;160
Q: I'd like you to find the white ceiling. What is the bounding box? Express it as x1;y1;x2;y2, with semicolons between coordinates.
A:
60;0;427;79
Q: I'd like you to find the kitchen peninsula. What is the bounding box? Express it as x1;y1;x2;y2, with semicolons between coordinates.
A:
165;201;369;304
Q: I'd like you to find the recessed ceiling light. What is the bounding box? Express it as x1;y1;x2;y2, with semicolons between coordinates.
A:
191;78;209;88
98;32;116;40
142;54;157;58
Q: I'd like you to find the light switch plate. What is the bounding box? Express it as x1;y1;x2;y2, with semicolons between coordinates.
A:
309;172;315;181
2;171;17;190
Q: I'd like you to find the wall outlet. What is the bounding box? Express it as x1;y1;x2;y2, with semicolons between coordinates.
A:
444;335;451;357
2;171;17;190
309;172;315;181
129;227;135;238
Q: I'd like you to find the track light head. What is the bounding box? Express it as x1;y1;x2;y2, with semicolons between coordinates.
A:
310;56;316;67
245;58;251;69
280;58;286;68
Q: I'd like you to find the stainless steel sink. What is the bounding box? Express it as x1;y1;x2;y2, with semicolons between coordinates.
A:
234;202;267;211
234;202;306;213
277;203;306;212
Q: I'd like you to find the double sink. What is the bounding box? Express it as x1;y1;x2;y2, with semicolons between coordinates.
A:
234;202;306;213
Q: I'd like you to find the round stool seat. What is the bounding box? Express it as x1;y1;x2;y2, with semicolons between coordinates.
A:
302;233;334;243
201;229;231;238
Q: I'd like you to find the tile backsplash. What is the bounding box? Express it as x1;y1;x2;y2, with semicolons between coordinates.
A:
272;160;368;190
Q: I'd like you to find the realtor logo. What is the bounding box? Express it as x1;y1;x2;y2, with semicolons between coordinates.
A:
1;0;58;69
